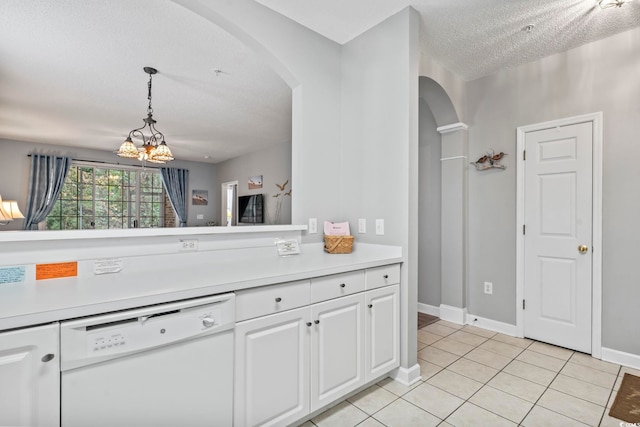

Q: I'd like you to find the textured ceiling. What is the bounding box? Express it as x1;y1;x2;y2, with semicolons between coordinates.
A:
0;0;292;164
256;0;640;80
1;1;639;164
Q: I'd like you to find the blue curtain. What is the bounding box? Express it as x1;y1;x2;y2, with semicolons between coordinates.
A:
23;154;72;230
160;167;189;227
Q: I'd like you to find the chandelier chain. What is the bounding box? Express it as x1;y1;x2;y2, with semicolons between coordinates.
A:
147;73;153;114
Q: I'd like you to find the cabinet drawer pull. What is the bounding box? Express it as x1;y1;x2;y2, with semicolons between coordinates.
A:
41;353;55;363
339;283;346;288
306;322;312;327
275;297;282;303
368;304;373;308
383;274;389;279
314;320;320;325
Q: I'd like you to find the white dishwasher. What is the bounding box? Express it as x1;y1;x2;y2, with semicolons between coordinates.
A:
60;293;235;427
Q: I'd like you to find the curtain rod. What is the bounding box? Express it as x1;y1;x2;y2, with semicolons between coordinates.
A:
27;154;163;170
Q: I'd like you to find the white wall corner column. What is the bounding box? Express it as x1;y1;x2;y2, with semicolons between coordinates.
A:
438;122;469;325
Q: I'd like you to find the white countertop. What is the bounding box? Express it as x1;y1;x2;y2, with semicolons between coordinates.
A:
0;243;402;331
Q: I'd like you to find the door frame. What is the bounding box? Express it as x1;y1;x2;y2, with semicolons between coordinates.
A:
516;112;603;358
221;180;238;226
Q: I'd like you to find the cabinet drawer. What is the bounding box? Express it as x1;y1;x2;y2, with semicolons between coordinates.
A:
365;264;400;290
236;280;310;322
310;271;365;304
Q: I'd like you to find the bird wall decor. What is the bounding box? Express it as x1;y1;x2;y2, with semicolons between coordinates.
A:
470;149;507;170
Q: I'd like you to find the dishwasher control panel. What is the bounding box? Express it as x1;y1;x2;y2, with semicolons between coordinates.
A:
60;293;235;371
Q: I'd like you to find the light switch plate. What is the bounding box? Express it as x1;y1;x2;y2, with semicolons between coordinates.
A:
308;218;318;234
358;218;366;233
375;219;384;235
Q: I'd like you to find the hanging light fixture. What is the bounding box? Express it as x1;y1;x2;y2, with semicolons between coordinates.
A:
117;67;174;164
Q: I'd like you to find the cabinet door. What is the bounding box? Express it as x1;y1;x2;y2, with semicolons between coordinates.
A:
365;285;400;382
234;307;310;427
0;323;59;427
310;293;365;412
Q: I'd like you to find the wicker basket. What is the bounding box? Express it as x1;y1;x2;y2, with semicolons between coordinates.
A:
324;235;354;254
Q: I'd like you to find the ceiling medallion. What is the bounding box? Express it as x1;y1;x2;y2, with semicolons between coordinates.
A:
117;67;174;164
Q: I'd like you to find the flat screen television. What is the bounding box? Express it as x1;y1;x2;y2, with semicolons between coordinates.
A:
238;194;264;224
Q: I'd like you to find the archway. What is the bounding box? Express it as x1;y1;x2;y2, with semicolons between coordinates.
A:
418;76;469;324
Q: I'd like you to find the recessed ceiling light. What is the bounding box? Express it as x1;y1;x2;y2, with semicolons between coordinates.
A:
204;155;211;159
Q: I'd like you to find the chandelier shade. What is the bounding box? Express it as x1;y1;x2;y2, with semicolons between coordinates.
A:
117;67;174;164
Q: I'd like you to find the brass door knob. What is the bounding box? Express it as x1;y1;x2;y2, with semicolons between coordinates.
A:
578;245;589;254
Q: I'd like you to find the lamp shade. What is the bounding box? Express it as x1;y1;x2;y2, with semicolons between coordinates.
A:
0;195;13;221
2;200;24;219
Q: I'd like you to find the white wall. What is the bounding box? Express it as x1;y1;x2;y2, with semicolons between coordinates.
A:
215;141;292;225
340;7;421;374
465;27;640;356
0;138;217;229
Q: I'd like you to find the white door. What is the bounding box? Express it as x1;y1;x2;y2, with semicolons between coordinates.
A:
310;293;365;412
234;307;310;427
0;323;59;427
365;285;400;382
523;122;593;353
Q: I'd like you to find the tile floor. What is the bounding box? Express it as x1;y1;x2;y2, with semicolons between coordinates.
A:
301;320;640;427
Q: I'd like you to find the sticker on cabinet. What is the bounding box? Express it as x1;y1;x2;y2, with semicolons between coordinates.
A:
0;266;26;284
36;261;78;280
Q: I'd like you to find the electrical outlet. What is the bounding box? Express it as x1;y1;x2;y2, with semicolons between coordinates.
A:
484;281;493;295
196;214;204;220
358;218;366;233
179;239;198;252
375;219;384;235
308;218;317;234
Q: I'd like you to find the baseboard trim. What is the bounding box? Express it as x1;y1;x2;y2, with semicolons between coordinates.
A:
601;347;640;371
417;303;439;317
466;313;517;336
390;363;422;386
439;304;466;325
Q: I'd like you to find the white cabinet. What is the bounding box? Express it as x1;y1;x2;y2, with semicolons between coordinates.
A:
234;265;400;427
0;323;60;427
234;307;310;427
310;293;365;412
365;284;400;381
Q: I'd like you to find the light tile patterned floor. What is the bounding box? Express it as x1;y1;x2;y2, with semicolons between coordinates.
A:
301;320;636;427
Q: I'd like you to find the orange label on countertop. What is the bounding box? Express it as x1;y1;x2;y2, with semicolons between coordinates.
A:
36;262;78;280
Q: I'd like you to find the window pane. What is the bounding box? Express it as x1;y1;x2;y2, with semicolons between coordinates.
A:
46;217;61;230
80;184;93;200
109;201;123;217
95;185;108;200
61;200;78;216
95;201;108;217
109;186;123;201
109;217;123;229
60;182;78;200
81;217;95;230
94;216;108;229
109;170;123;185
62;216;78;230
140;202;152;217
81;167;93;184
95;169;108;186
80;201;93;217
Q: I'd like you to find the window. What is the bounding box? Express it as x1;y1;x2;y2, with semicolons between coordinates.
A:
46;164;165;230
